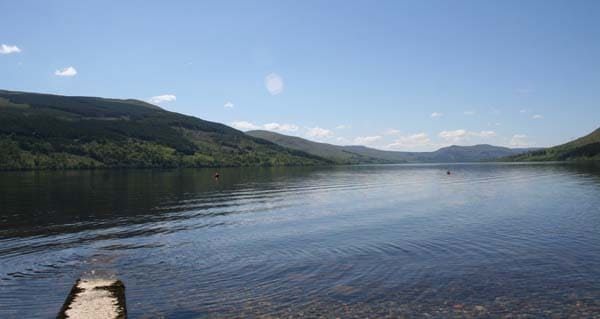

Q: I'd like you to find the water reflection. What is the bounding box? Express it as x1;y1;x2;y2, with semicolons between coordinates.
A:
1;163;600;318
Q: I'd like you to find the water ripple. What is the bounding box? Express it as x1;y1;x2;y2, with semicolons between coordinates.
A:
2;164;600;318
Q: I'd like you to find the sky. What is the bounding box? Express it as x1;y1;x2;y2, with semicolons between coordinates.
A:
1;0;599;151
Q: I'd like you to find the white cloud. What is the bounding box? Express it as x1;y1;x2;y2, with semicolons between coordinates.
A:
472;130;497;138
439;129;496;143
439;129;468;142
510;134;531;147
224;101;234;108
431;112;443;118
463;111;475;115
336;124;350;130
353;135;382;145
148;94;176;104
385;129;401;135
55;66;77;77
519;109;528;113
265;73;284;95
532;114;543;119
387;133;431;149
0;44;21;54
230;121;260;131
230;121;299;133
305;127;333;139
336;137;350;144
263;122;299;133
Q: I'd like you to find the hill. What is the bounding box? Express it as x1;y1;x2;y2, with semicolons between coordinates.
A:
508;127;600;161
426;144;536;162
0;90;330;170
245;130;391;164
247;130;533;163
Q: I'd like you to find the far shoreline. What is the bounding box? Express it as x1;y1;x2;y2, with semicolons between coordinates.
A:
1;160;597;173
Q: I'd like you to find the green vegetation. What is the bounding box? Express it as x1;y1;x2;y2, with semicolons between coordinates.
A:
0;90;330;170
3;89;588;170
247;130;534;163
247;130;391;164
508;128;600;162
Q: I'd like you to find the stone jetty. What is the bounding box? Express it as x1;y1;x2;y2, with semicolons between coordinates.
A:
57;278;127;319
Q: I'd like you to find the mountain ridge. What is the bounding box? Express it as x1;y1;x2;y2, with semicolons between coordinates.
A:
2;89;596;170
508;127;600;161
247;130;536;163
0;90;331;169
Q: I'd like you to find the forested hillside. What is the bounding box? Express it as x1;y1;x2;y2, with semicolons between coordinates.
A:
0;90;329;170
508;127;600;161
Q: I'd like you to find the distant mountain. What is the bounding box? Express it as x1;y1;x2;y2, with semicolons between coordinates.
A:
0;90;330;169
0;89;556;170
247;130;533;163
425;144;538;162
245;130;391;164
508;127;600;161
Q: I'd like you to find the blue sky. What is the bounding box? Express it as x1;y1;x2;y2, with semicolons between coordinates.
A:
1;0;599;151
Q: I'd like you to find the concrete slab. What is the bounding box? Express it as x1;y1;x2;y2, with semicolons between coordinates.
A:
57;278;126;319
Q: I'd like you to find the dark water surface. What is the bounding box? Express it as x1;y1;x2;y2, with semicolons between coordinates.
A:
1;163;600;318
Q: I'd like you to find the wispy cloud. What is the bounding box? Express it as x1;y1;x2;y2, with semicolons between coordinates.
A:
0;44;21;54
148;94;176;104
532;114;543;119
305;127;333;139
431;112;443;118
439;129;467;143
463;111;475;115
336;124;350;130
353;135;382;145
55;66;77;77
230;120;300;133
438;129;497;143
387;133;431;149
336;137;350;144
510;134;531;147
519;109;528;113
265;73;284;95
385;129;401;135
473;130;497;138
230;121;260;131
263;122;299;133
224;101;234;108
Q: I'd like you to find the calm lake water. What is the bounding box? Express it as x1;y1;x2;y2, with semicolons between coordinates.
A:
1;163;600;318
